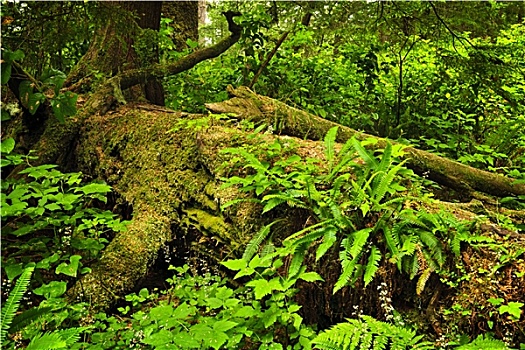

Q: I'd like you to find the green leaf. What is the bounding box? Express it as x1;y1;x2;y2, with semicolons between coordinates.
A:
1;138;15;154
33;281;67;299
234;306;256;318
221;259;247;271
298;271;323;282
499;302;523;319
26;332;67;350
55;255;82;277
76;182;111;195
1;266;33;344
324;126;338;170
213;320;238;332
50;92;78;123
315;226;338;261
19;80;33;108
1;63;12;84
172;302;194;319
350;228;372;259
28;92;45;115
149;305;173;322
351;137;378;169
143;329;174;346
1;109;11;121
364;245;381;287
40;68;67;94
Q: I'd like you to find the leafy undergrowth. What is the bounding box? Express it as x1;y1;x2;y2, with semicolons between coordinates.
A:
2;132;523;349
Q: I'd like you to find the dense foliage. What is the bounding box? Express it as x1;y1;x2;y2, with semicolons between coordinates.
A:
1;1;524;349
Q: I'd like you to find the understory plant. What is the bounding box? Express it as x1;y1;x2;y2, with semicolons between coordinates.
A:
220;127;470;294
1;138;128;348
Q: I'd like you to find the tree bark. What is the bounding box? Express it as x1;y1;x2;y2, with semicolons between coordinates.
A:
162;1;199;50
206;86;525;198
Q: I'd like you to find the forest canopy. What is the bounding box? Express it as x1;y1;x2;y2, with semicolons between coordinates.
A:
1;1;524;349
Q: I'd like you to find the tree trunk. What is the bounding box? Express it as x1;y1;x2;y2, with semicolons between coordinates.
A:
65;2;165;105
162;1;199;50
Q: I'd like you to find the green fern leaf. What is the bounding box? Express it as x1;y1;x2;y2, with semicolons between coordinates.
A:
364;245;382;287
334;243;361;294
416;268;433;296
313;316;433;350
324;126;338;171
351;137;379;170
9;306;53;333
53;327;89;346
315;225;338;261
372;161;407;204
376;142;393;174
455;334;509;350
1;265;34;344
25;332;66;350
261;196;287;213
350;228;372;259
243;222;279;262
288;243;308;278
383;227;400;259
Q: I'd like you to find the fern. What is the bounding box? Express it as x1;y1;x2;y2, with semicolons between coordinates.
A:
416;267;433;296
25;327;88;350
364;245;382;287
371;161;408;205
9;306;53;333
351;137;379;170
376;142;392;174
334;239;362;293
243;221;281;262
349;228;372;259
315;225;338;261
312;315;433;350
25;332;66;350
288;243;308;278
324;126;338;172
455;334;510;350
1;265;34;345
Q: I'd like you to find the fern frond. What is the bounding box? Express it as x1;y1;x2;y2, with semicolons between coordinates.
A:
26;332;66;350
53;327;89;346
313;316;433;350
331;173;351;196
351;138;379;170
243;222;279;262
350;228;372;259
383;227;400;260
455;334;509;350
1;265;34;344
372;161;407;204
334;240;361;294
288;243;308;278
261;196;288;214
416;267;433;296
376;142;393;174
9;306;53;334
324;127;338;171
418;230;444;266
364;245;382;287
315;225;338;261
293;227;326;247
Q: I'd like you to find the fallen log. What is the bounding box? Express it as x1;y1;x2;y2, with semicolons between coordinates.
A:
206;86;525;198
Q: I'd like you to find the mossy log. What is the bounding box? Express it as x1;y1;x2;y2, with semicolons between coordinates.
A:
206;86;525;198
